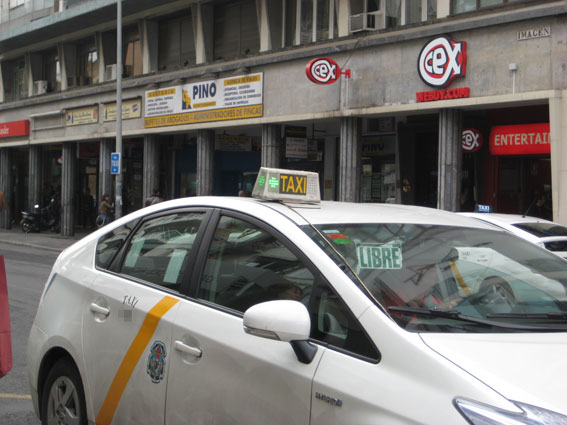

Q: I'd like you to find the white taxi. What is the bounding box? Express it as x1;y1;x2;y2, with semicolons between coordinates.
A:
28;168;567;425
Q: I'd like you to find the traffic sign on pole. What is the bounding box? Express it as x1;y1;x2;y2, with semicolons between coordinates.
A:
111;152;121;175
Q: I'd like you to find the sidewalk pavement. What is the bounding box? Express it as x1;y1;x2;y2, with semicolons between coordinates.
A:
0;226;93;252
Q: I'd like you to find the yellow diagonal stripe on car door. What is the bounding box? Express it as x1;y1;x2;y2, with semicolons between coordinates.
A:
96;296;180;425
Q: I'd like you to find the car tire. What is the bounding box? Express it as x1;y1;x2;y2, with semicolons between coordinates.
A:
41;358;87;425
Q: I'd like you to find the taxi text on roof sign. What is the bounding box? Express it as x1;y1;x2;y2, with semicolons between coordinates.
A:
252;167;320;203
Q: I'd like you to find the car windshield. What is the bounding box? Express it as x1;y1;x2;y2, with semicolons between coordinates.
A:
304;223;567;333
513;222;567;238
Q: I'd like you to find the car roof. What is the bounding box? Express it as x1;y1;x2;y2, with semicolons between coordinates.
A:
140;197;497;229
458;212;557;226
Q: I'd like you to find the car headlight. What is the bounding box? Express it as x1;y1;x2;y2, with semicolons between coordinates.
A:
455;397;567;425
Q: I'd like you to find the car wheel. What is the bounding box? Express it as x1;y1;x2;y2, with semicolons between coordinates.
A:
41;358;87;425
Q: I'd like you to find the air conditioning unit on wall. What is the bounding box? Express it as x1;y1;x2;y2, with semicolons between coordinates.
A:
33;80;48;95
105;64;117;81
349;11;385;33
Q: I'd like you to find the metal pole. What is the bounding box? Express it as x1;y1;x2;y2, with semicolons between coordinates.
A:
115;0;123;219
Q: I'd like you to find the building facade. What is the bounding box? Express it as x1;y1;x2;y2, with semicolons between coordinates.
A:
0;0;566;235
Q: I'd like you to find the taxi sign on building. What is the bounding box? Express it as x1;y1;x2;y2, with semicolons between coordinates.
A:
252;167;320;203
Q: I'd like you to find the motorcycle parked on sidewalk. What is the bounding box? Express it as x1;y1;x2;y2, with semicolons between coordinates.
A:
20;198;61;233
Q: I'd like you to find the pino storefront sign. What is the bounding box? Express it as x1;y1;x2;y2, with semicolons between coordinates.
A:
462;128;483;153
416;36;469;103
0;120;30;138
305;58;350;85
490;123;550;156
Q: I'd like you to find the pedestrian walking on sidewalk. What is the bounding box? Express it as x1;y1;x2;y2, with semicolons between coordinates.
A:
96;194;114;228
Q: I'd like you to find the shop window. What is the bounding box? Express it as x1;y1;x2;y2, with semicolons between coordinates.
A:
76;40;99;86
9;0;24;8
123;26;142;78
214;0;259;61
349;0;436;32
3;58;26;102
158;13;195;71
290;0;338;45
41;49;61;93
453;0;527;14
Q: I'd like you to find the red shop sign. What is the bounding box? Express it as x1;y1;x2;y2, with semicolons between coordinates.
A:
462;128;483;153
490;123;550;156
0;120;30;138
305;57;350;85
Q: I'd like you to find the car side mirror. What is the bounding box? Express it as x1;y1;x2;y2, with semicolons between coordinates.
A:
243;300;318;364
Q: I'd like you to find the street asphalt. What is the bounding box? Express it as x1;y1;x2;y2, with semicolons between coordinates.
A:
0;226;92;252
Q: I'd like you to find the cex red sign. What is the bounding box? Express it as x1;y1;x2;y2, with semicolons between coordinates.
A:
306;58;344;85
462;128;483;153
490;123;550;155
0;120;30;138
418;36;467;88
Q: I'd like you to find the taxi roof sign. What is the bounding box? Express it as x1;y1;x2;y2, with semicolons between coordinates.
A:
252;167;320;203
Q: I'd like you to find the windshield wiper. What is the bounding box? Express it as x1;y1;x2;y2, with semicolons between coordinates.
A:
388;306;554;331
487;312;567;320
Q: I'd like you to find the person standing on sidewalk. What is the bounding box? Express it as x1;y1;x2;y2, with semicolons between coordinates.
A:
96;194;114;228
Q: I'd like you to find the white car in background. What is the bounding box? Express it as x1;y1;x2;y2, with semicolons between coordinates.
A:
459;213;567;260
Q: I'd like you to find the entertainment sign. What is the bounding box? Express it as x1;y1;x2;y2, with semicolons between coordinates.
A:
489;123;550;155
144;73;263;128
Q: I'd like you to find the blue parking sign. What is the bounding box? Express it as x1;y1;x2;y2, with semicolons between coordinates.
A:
111;152;120;175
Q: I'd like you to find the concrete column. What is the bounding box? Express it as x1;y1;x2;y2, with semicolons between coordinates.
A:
438;109;463;212
28;146;42;211
61;143;76;236
143;134;160;201
139;19;158;75
258;0;271;52
323;137;337;201
196;130;215;196
261;124;281;168
192;3;213;65
0;149;13;229
98;139;113;210
549;92;567;224
0;61;4;104
338;117;362;202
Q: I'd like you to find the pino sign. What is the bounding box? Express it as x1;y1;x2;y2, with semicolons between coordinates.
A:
306;58;349;85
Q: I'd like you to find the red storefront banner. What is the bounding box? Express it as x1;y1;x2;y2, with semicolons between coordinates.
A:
0;120;30;138
489;123;550;156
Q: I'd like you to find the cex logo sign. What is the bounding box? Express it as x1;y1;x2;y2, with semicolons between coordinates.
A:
306;58;340;85
462;128;483;152
418;36;467;88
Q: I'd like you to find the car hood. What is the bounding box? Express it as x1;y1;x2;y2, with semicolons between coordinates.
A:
420;332;567;415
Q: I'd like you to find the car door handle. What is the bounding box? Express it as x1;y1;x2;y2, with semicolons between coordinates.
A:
174;340;202;358
90;303;110;317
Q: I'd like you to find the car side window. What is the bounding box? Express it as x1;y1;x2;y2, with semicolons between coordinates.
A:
120;212;204;291
197;214;379;361
96;220;138;269
198;215;314;312
310;281;380;361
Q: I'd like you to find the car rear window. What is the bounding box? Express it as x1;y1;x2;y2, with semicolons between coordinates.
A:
544;240;567;253
96;220;138;269
513;222;567;237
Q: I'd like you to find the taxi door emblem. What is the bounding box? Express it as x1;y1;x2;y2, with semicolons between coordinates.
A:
147;341;167;383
